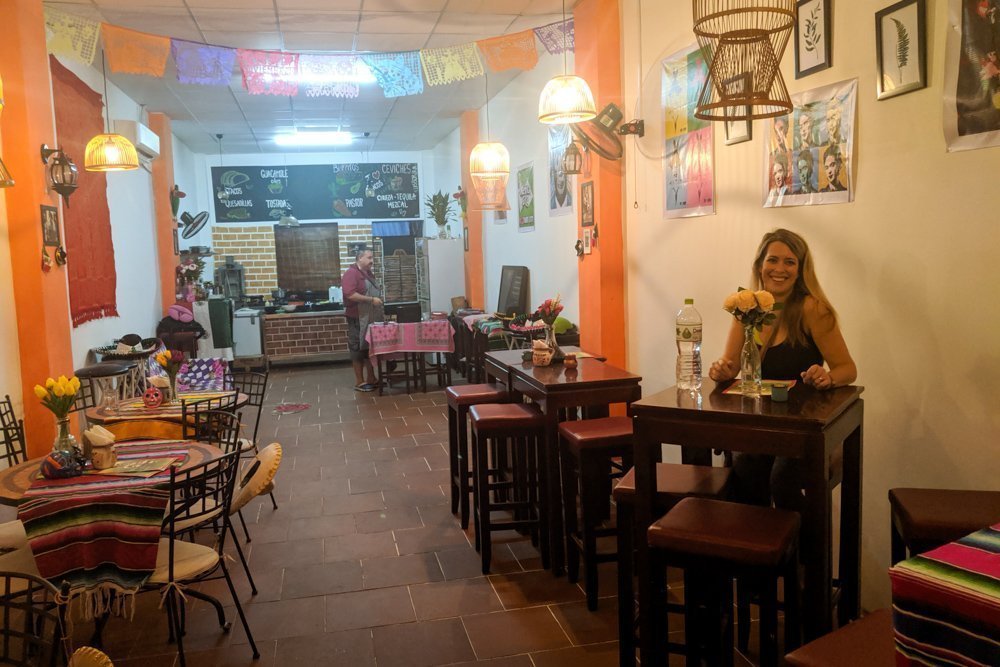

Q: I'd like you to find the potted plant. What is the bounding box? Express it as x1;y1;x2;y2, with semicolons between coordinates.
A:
425;190;454;239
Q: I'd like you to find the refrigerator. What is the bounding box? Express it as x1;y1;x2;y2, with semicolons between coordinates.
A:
233;307;264;359
415;238;465;319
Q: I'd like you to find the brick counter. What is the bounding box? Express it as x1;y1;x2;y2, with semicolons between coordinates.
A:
263;311;350;365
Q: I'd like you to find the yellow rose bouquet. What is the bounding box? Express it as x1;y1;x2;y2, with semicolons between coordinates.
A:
722;288;778;331
155;350;185;401
34;375;81;420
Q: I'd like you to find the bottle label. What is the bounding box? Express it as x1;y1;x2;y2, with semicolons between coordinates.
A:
676;324;702;342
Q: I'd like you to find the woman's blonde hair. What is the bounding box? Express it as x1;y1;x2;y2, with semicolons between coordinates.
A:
751;228;836;347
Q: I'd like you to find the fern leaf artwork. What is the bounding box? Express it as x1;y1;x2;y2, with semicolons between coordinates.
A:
804;7;822;54
891;18;911;83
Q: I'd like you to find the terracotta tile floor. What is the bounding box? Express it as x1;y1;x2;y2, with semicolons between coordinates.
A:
1;363;771;666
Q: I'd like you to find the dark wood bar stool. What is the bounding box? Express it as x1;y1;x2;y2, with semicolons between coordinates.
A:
614;462;733;664
470;402;545;574
784;608;894;666
647;498;801;667
447;384;509;529
889;488;1000;564
558;416;633;610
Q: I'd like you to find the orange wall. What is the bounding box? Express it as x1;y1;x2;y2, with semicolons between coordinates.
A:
460;110;484;310
575;0;626;368
0;0;77;456
148;113;179;313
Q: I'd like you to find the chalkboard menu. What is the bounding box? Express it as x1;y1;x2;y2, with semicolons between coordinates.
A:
212;163;420;223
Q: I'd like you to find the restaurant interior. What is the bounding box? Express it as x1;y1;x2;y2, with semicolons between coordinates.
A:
0;0;998;665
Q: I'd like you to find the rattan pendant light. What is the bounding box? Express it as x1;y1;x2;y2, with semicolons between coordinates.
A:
692;0;795;121
85;52;139;172
470;74;510;211
538;0;597;124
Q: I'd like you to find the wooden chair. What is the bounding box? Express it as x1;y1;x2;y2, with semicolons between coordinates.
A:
784;608;894;666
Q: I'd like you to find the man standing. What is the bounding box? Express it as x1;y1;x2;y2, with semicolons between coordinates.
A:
342;246;383;392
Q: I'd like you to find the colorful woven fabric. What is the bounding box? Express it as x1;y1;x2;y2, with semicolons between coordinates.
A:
362;52;424;98
177;358;227;391
171;39;236;86
420;44;483;86
44;7;100;65
534;19;575;55
237;49;299;96
365;321;455;358
890;523;1000;665
299;54;362;98
114;389;236;419
102;24;171;77
18;440;190;615
462;313;490;330
476;31;539;72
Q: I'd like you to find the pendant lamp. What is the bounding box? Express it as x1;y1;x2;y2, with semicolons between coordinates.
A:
538;0;597;125
85;52;139;171
470;74;510;211
0;158;13;188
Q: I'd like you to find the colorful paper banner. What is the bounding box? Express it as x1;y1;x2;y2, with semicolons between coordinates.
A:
361;52;424;98
43;7;100;66
534;19;575;55
102;24;171;77
299;54;362;98
420;44;484;87
237;49;299;96
171;40;236;86
476;30;539;72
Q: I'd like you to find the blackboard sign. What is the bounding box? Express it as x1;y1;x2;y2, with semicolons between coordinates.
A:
212;163;419;223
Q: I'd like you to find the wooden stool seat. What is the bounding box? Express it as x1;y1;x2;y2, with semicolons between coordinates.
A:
785;608;894;666
469;403;544;432
558;416;632;451
614;463;733;508
446;384;508;407
889;488;1000;563
447;384;510;530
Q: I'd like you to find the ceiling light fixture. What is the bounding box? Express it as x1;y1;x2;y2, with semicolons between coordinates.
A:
469;73;510;211
538;0;597;125
274;131;355;147
85;52;139;171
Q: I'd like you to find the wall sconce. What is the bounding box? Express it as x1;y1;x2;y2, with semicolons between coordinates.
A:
561;140;585;175
0;157;13;188
40;144;79;206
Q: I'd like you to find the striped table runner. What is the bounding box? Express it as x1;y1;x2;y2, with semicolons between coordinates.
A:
890;523;1000;665
114;389;235;419
17;440;189;616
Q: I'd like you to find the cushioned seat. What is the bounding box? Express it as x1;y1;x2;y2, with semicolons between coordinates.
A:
648;497;799;568
147;537;219;584
558;416;632;451
446;384;509;407
614;464;733;508
889;488;1000;562
0;520;28;549
469;403;543;432
785;608;894;666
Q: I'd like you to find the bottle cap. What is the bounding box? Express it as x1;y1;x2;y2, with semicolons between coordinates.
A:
684;298;694;304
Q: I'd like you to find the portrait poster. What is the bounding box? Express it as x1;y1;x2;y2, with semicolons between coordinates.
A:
516;163;535;233
662;45;715;219
547;126;573;216
493;208;507;224
762;78;857;208
943;0;1000;152
580;181;595;226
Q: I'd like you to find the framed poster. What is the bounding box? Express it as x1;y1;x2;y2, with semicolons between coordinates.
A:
41;205;60;246
795;0;833;78
583;228;592;254
943;0;1000;151
763;78;857;208
516;163;535;233
580;181;595;226
876;0;927;101
463;226;469;252
662;45;715;218
548;126;573;216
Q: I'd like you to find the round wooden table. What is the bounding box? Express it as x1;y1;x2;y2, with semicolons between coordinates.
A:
84;392;249;425
0;440;224;506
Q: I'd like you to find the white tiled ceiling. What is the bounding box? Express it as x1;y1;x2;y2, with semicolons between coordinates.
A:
45;0;577;154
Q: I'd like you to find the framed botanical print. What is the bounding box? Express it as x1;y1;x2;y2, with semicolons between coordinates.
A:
795;0;832;78
875;0;927;100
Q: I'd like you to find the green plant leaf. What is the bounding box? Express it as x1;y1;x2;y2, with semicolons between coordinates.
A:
891;18;910;70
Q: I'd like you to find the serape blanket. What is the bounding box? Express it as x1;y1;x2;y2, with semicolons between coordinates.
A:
365;320;455;358
112;389;236;419
17;440;190;617
890;523;1000;665
462;313;490;330
474;318;505;339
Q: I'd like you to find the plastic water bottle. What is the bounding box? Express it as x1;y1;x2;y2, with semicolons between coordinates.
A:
676;298;702;390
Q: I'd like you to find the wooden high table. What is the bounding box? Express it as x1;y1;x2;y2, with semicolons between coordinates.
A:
484;351;641;575
630;380;864;661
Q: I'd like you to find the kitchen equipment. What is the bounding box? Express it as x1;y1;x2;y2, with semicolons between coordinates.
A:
271;287;286;302
233;307;264;359
328;285;343;303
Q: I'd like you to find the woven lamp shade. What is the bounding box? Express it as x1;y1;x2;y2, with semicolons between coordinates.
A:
470;141;510;211
538;75;597;125
692;0;795;121
0;157;13;188
84;133;139;171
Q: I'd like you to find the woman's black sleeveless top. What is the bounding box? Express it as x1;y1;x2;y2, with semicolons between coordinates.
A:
762;334;823;381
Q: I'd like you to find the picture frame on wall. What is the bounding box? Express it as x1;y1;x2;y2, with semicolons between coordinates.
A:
40;205;60;247
583;228;592;255
795;0;832;79
463;227;469;252
581;181;595;226
723;73;753;145
875;0;926;101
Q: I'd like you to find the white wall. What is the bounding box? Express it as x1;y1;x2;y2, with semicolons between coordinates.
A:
0;143;22;419
172;134;201;226
54;58;162;368
621;0;1000;609
429;127;462;239
475;53;581;322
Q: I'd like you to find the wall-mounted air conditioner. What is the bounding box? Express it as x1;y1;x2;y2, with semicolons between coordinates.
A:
113;120;160;171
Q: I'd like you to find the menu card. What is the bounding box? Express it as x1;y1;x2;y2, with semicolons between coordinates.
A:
722;380;797;397
88;458;177;478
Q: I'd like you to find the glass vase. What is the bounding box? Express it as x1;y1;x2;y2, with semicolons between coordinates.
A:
52;416;78;455
168;373;178;403
740;325;762;397
544;324;564;361
437;224;448;239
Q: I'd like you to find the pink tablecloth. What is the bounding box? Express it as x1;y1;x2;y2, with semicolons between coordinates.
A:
365;321;455;358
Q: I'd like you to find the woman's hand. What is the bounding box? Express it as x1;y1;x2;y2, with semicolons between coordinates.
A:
708;357;738;382
801;364;834;390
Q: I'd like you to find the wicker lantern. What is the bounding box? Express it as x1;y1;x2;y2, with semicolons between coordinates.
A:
692;0;795;121
470;142;510;211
